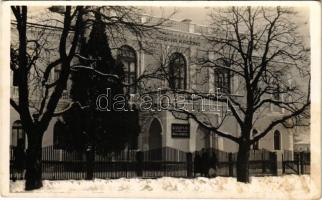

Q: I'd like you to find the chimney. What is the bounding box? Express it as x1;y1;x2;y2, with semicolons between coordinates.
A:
181;19;194;33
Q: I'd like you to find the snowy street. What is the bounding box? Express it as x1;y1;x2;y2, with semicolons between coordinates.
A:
10;175;319;199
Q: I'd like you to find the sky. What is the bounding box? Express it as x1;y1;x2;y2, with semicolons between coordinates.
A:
25;6;213;25
140;6;212;25
141;6;309;43
25;6;309;44
26;6;309;26
140;6;309;25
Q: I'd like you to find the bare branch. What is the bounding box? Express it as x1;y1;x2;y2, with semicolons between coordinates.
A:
10;98;20;113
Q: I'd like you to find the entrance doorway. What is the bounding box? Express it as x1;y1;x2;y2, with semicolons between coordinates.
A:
148;118;162;150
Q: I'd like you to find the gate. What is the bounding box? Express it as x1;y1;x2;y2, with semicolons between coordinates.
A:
283;151;310;175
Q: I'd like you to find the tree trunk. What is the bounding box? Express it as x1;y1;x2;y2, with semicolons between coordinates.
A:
236;142;250;183
25;131;43;190
85;145;94;180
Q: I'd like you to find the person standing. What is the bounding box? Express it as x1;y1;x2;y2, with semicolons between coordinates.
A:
200;148;208;177
194;152;201;177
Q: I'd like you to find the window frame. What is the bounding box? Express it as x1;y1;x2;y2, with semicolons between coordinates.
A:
12;120;25;149
274;130;281;150
252;129;259;150
168;53;187;90
214;58;231;94
117;45;137;94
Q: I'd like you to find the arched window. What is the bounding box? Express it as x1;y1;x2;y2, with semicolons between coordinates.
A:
169;53;187;90
117;45;137;94
273;84;281;101
274;130;281;150
214;58;231;94
252;129;259;150
12;120;25;149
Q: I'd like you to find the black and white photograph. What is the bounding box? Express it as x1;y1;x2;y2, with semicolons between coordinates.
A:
0;1;321;199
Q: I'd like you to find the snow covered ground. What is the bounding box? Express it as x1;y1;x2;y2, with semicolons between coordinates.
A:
9;175;319;199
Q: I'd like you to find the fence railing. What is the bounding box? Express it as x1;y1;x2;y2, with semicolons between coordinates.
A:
282;151;310;175
10;146;310;180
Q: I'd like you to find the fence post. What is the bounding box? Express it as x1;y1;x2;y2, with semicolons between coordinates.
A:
85;146;94;180
282;154;285;174
270;152;278;176
186;152;193;178
136;151;143;177
273;151;283;176
300;152;304;174
262;151;266;173
296;153;300;175
228;153;233;177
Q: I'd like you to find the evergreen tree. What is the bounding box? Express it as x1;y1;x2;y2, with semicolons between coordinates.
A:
57;11;140;153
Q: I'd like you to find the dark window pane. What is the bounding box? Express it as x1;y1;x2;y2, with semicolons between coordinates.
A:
214;58;231;94
12;121;25;149
214;69;230;93
252;129;259;150
169;53;186;90
117;46;137;94
130;63;136;72
122;61;130;72
274;130;281;150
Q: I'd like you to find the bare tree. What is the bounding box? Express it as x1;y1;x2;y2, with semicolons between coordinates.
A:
200;6;309;182
11;6;84;190
10;6;173;190
142;6;310;183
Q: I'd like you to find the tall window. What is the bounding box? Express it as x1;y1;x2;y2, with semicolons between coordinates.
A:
273;83;281;101
214;58;231;94
252;129;259;150
274;130;281;150
117;45;137;94
54;68;60;82
169;53;187;90
12;120;25;149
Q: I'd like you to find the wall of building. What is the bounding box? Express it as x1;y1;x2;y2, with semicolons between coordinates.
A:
217;116;240;152
252;114;294;152
10;16;299;155
10;107;55;148
163;111;190;152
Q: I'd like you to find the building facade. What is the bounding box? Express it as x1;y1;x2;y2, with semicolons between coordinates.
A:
10;14;295;155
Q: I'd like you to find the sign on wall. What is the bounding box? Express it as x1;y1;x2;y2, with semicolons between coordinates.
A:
171;124;190;138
